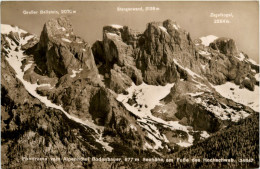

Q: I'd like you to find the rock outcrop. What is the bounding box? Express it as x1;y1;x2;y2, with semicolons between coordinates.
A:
92;25;143;93
209;37;238;56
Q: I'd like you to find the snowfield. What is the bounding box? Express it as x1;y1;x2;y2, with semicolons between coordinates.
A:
117;82;174;117
1;24;27;34
200;35;218;46
117;82;195;149
213;82;259;112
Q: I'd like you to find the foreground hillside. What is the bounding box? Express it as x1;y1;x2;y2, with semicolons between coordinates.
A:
168;112;259;168
110;113;259;169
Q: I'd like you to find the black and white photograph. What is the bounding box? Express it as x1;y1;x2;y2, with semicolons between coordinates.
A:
1;1;259;168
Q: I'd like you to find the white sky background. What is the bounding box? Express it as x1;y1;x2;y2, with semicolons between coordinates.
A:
1;1;259;62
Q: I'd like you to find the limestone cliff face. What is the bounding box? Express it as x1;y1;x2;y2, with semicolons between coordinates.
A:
92;19;258;92
200;38;257;90
136;20;195;85
92;25;143;93
36;16;98;78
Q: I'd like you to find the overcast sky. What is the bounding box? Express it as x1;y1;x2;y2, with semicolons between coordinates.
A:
1;1;259;62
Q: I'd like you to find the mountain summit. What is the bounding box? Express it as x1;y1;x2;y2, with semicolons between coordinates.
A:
35;16;98;78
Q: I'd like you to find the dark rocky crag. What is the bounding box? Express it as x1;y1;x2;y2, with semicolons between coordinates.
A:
92;19;258;92
33;17;98;78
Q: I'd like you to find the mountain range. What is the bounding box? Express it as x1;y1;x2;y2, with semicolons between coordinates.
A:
1;16;259;168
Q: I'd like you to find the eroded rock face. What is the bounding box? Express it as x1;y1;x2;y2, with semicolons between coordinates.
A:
209;38;238;56
136;21;187;85
92;25;143;93
93;19;258;93
92;20;196;92
36;16;98;78
204;41;256;89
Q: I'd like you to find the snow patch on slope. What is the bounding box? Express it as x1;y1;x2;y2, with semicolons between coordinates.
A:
177;141;192;147
236;53;245;61
213;82;259;112
106;32;119;37
201;131;210;139
62;38;72;43
23;62;33;72
248;58;258;65
200;35;218;46
187;92;204;97
159;26;168;34
173;59;203;79
255;73;259;81
59;27;66;31
199;50;211;55
200;99;250;122
110;24;123;29
70;68;83;78
173;24;179;30
117;83;174;117
117;83;194;148
1;24;27;34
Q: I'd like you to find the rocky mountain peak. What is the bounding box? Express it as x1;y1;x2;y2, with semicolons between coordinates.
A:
44;16;73;38
163;19;181;30
35;16;98;78
38;17;73;50
92;18;258;93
